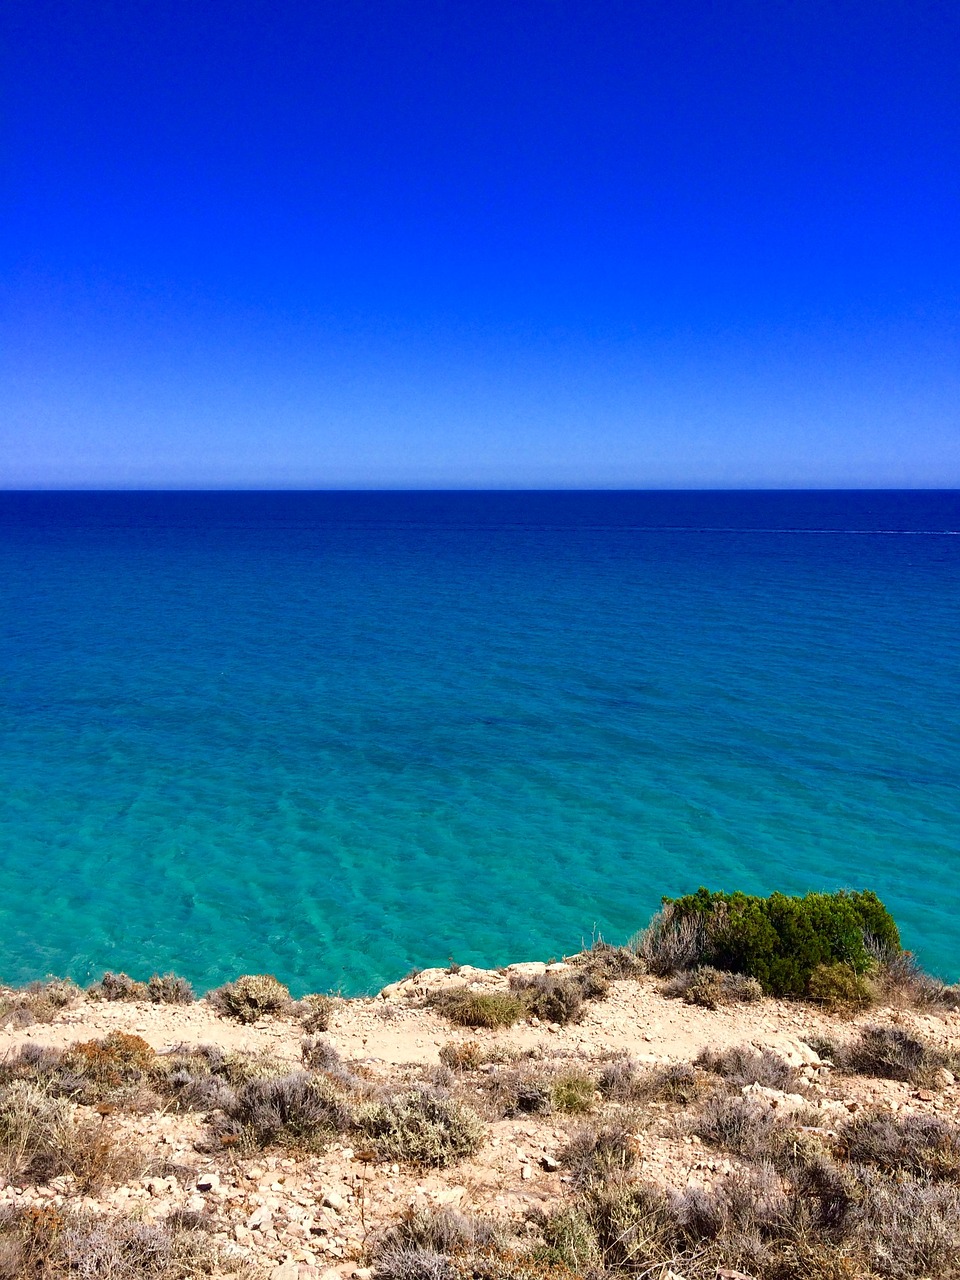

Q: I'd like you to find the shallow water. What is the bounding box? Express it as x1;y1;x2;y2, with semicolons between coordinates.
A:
0;490;957;993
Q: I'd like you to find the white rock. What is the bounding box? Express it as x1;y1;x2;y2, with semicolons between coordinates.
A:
322;1191;345;1212
196;1172;220;1192
270;1263;300;1280
505;962;548;978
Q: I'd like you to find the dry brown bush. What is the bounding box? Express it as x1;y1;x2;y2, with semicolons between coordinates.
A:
633;903;707;976
694;1044;796;1091
206;973;292;1022
356;1085;485;1168
840;1023;959;1087
0;1203;248;1279
0;979;81;1029
0;1082;142;1190
569;941;646;980
438;1041;484;1072
663;965;762;1009
508;968;609;1025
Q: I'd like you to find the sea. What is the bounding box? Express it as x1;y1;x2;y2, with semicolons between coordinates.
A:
0;490;957;994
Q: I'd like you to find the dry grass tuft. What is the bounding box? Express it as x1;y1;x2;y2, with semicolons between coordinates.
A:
429;990;526;1029
549;1068;596;1115
560;1121;638;1187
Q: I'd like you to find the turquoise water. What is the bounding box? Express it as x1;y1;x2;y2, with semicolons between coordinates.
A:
0;491;957;994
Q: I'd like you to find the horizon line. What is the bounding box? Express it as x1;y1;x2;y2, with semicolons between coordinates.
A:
2;486;959;495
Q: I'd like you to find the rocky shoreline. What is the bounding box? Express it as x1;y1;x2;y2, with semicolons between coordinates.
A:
2;954;959;1279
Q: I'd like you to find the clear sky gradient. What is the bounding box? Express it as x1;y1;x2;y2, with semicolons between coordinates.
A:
2;0;958;487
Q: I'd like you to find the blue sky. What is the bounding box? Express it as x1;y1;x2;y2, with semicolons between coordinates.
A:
2;0;958;487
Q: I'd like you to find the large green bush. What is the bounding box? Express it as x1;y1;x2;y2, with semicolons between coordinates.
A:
662;887;900;998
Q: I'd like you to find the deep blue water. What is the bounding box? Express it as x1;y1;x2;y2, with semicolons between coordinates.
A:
0;490;957;994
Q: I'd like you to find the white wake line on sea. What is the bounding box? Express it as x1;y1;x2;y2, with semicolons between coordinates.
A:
622;527;960;536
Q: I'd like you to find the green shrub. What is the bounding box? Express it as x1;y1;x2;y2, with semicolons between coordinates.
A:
430;990;526;1029
538;1208;599;1271
206;974;291;1023
655;887;900;997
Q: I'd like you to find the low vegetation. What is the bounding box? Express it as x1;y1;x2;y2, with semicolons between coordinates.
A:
662;964;762;1009
356;1086;486;1168
205;973;292;1022
0;1082;143;1191
694;1043;797;1090
210;1070;353;1153
810;1023;960;1087
428;990;526;1029
0;1204;242;1280
432;961;617;1031
0;979;80;1029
